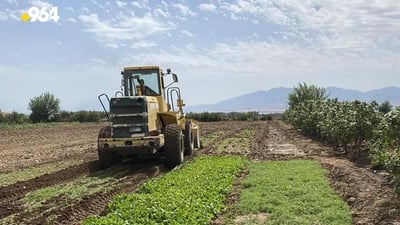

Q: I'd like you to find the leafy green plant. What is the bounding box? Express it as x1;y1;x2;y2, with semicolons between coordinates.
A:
288;82;328;109
378;100;393;114
370;107;400;172
83;156;245;225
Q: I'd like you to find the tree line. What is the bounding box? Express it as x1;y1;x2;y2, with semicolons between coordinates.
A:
0;92;105;124
1;92;274;124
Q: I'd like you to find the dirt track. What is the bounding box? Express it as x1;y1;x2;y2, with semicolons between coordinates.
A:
0;120;399;224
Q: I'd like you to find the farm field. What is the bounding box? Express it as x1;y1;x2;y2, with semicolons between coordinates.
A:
0;120;399;225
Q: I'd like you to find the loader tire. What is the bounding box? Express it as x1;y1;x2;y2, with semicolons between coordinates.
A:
98;148;115;169
194;127;201;149
184;121;194;155
164;124;184;168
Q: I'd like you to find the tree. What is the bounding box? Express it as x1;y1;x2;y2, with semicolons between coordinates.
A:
288;83;328;109
378;100;393;114
29;92;60;122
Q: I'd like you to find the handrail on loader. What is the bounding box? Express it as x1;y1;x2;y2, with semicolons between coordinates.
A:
98;93;110;120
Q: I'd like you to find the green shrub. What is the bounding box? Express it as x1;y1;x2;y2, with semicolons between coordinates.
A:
29;92;60;123
370;107;400;172
0;111;30;124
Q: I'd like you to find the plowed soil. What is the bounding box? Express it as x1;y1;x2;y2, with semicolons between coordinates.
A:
0;120;399;225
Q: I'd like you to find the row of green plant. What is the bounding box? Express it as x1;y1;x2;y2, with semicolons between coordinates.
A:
83;156;245;225
284;99;380;152
283;83;400;175
186;111;273;122
0;110;105;125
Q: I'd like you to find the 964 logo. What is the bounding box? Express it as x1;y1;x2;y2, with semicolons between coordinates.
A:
21;6;60;23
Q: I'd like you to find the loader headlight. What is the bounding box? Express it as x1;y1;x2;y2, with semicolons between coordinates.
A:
129;126;142;133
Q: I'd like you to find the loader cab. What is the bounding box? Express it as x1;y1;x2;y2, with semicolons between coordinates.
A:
120;66;181;113
121;67;162;97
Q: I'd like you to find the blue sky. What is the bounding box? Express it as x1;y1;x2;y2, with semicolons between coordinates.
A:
1;0;399;113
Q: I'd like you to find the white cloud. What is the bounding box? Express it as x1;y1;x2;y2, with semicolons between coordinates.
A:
0;12;8;21
1;8;25;21
66;6;74;12
155;8;169;18
131;1;142;8
130;41;156;49
125;39;400;78
90;58;106;64
79;13;175;45
181;30;194;37
172;3;196;17
198;3;217;12
105;43;119;48
116;1;127;8
217;0;400;55
67;18;77;23
5;0;18;6
81;6;90;13
31;0;54;8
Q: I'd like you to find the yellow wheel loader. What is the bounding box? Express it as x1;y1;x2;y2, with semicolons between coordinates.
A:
97;66;200;168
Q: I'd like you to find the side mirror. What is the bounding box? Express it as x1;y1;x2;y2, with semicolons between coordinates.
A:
172;73;178;82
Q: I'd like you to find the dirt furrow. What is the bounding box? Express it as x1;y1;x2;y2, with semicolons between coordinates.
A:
16;164;166;225
0;160;99;219
249;120;306;160
318;157;400;225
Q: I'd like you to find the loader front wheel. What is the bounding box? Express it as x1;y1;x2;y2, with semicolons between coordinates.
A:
98;148;115;169
164;124;184;168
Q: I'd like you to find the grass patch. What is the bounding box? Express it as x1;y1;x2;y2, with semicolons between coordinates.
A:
0;160;82;187
217;129;254;153
201;130;226;147
229;160;352;225
83;156;246;225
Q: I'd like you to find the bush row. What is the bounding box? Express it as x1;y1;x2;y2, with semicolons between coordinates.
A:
186;111;272;122
0;110;106;124
284;99;400;173
83;156;245;225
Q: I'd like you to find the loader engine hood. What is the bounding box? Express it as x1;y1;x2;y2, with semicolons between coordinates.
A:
109;97;149;138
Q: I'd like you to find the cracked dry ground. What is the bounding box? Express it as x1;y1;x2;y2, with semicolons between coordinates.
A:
0;120;399;224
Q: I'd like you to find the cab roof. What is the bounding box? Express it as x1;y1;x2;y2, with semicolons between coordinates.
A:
124;66;160;71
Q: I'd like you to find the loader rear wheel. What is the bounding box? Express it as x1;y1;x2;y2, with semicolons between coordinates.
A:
164;124;184;168
184;121;194;156
194;127;201;149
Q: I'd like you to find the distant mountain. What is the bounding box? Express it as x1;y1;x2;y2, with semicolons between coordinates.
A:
186;86;400;113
